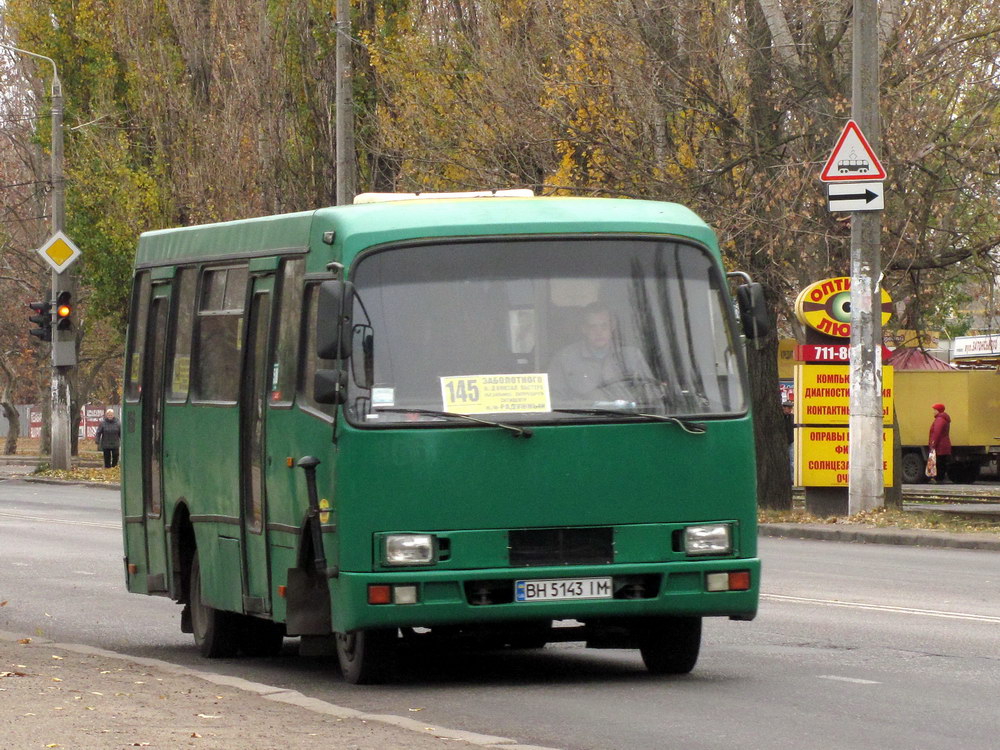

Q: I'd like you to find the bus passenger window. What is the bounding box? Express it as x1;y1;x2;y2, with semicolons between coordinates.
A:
270;257;305;406
192;265;247;403
124;272;151;402
167;267;196;402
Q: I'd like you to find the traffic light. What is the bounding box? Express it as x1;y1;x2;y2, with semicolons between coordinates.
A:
55;291;73;332
29;300;52;342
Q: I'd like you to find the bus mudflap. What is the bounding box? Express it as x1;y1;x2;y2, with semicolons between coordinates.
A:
284;567;332;636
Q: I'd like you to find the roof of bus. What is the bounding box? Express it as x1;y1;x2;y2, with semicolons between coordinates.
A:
135;197;719;269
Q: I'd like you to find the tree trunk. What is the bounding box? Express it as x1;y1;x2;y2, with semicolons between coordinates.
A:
747;329;793;510
1;402;18;456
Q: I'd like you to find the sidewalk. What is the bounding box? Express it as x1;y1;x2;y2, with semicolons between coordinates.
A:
758;520;1000;550
0;632;551;750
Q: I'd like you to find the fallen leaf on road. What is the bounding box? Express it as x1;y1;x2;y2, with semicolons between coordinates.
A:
409;707;425;711
18;638;31;644
51;655;63;660
1;600;7;606
196;714;221;719
191;733;202;738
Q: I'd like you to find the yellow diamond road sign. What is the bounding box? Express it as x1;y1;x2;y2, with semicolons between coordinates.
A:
37;231;81;273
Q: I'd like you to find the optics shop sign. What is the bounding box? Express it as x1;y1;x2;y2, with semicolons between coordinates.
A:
794;276;892;339
795;424;893;487
792;364;894;487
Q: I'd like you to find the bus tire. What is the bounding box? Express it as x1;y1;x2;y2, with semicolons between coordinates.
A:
636;616;701;675
336;628;397;684
190;552;239;659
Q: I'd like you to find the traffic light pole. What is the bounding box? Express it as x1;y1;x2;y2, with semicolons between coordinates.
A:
3;44;73;470
49;72;73;471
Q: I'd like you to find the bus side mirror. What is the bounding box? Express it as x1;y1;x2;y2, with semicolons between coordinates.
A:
316;280;355;360
736;282;770;340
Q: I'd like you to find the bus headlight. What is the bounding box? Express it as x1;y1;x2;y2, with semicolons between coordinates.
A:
383;534;436;566
683;524;733;556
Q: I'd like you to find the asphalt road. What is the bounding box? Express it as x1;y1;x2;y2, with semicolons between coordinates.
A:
1;479;998;750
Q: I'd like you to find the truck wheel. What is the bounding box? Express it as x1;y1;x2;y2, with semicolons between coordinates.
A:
190;552;239;658
900;451;928;484
636;617;701;675
336;628;397;684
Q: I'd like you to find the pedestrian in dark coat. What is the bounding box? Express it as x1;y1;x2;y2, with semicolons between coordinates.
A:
95;409;121;469
928;403;951;481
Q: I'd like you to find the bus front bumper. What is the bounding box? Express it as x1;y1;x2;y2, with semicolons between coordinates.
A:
328;559;760;633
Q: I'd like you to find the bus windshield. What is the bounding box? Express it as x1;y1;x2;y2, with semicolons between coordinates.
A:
345;236;746;425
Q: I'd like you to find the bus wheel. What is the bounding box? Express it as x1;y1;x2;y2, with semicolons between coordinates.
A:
636;617;701;675
238;617;285;658
336;628;397;684
190;552;239;659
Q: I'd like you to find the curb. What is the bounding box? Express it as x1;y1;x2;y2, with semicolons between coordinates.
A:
18;476;120;490
0;630;561;750
759;522;1000;551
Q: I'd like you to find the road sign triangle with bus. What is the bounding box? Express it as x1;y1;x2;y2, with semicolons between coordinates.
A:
819;120;886;182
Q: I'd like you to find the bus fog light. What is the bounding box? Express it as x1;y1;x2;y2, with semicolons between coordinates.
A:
706;572;729;592
684;524;732;556
384;534;436;566
393;585;418;604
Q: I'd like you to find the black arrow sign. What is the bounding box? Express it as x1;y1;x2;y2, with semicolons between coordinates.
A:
829;188;880;203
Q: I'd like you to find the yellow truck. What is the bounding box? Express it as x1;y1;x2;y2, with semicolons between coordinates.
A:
895;369;1000;483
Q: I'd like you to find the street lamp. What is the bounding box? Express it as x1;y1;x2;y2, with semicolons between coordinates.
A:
2;42;73;470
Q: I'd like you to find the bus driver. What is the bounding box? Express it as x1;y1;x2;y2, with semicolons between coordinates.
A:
548;302;657;404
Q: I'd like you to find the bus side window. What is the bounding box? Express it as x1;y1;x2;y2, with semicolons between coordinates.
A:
270;257;305;406
167;267;196;402
298;283;337;417
124;272;152;402
192;265;248;403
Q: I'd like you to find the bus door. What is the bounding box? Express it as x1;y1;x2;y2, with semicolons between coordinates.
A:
239;275;274;614
142;288;171;593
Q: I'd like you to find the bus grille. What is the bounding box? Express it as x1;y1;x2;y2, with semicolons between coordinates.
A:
508;527;613;567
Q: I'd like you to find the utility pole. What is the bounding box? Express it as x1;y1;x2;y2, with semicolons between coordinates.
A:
847;0;884;513
3;44;73;470
335;0;356;206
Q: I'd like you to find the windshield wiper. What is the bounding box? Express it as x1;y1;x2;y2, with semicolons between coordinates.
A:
373;408;533;438
551;408;706;435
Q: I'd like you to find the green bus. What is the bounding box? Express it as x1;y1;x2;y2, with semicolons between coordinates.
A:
121;193;768;683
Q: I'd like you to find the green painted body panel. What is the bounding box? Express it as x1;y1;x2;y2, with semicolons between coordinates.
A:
123;196;759;636
333;420;756;567
136;211;314;266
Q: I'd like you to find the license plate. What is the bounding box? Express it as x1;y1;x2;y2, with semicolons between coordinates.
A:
515;577;613;602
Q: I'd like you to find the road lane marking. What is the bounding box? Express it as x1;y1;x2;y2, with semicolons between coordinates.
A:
818;675;881;685
763;593;1000;624
0;510;118;530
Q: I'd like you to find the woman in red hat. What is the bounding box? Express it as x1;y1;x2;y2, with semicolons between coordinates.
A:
928;403;951;481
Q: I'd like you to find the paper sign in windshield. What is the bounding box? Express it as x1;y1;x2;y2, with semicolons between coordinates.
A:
440;373;551;414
